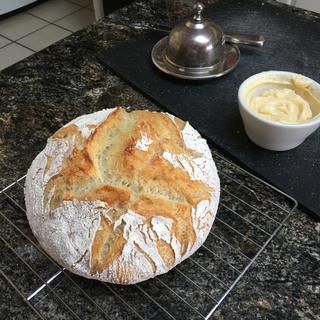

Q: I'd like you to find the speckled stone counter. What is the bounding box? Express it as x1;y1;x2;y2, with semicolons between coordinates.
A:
0;1;319;319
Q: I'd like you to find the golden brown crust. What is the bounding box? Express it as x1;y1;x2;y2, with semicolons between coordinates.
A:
53;124;79;139
129;195;196;255
65;185;131;206
157;239;175;267
43;108;215;280
91;215;126;274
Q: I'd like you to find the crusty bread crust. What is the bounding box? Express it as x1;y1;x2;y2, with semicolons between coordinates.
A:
25;108;220;284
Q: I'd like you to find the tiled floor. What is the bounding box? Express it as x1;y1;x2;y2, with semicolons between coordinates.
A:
0;0;94;71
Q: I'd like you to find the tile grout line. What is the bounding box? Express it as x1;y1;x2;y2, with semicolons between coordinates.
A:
0;37;37;53
0;23;51;46
65;0;92;9
0;0;94;64
28;3;90;23
61;0;93;11
0;9;84;52
0;1;94;41
0;34;13;42
0;42;13;50
1;5;85;42
0;7;72;43
51;8;94;32
13;42;37;53
26;5;91;34
0;34;13;49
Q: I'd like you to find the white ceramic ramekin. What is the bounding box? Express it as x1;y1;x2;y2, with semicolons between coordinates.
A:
238;71;320;151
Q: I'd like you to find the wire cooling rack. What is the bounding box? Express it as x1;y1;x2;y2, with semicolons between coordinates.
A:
0;150;297;320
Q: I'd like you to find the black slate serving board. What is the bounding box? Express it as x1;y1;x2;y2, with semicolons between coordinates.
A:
98;0;320;217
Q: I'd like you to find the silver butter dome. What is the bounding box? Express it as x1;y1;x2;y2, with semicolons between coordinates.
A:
165;2;225;69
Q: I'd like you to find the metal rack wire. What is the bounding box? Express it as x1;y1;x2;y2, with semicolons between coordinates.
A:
0;150;297;320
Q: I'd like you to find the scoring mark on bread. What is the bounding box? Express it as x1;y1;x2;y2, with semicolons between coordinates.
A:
134;242;157;274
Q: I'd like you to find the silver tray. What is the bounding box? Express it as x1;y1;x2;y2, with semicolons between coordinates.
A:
151;36;240;80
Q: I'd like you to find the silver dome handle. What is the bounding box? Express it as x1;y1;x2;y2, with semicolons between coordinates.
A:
193;1;205;23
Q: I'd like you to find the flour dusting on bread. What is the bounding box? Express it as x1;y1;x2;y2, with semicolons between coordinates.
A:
25;107;220;284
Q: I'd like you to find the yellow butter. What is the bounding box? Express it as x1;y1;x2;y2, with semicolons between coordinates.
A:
250;88;312;124
246;75;320;124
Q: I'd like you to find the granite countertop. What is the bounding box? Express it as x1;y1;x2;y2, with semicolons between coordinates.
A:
0;0;319;319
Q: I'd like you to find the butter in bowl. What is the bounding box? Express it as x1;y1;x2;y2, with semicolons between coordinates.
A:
238;71;320;151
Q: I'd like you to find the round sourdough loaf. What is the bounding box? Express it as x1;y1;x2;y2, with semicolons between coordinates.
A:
25;108;220;284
